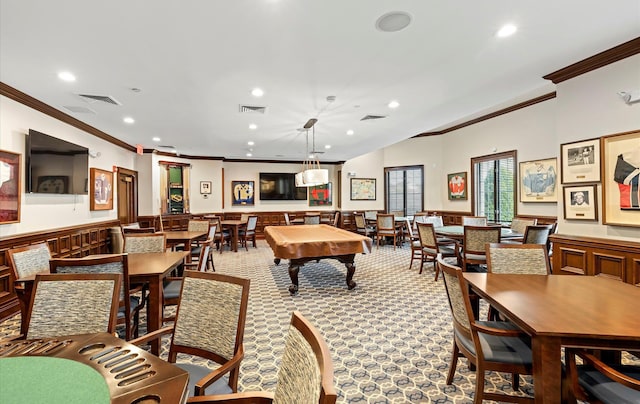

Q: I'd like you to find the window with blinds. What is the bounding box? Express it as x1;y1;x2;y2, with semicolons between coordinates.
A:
472;151;516;224
385;165;423;216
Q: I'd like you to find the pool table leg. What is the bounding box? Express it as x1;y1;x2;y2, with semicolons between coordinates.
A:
288;263;300;294
345;262;356;289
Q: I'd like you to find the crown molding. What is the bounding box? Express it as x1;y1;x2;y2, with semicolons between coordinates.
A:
543;36;640;84
0;81;136;152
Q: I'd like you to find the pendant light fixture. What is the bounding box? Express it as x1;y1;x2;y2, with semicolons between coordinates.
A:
295;118;329;187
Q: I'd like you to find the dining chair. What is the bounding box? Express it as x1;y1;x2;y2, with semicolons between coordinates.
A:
238;215;258;250
6;243;52;334
354;213;376;240
485;243;551;321
122;226;156;234
207;216;230;253
25;273;121;340
462;216;488;226
49;254;143;340
188;311;337;404
162;239;214;323
406;218;422;270
437;255;534;404
124;233;167;253
131;271;250;398
331;211;340;227
461;225;501;272
486;243;550;275
190;224;217;271
510;217;537;235
304;214;321;224
376;213;401;250
417;222;460;279
565;348;640;403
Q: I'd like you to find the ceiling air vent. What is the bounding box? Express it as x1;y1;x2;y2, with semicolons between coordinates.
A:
77;94;122;105
239;105;267;114
360;114;387;121
63;105;96;114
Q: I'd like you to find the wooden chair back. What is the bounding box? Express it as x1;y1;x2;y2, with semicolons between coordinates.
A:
187;220;210;233
462;216;487;226
510;217;537;234
284;212;291;226
49;254;140;340
6;243;51;280
26;272;121;340
486;243;550;275
124;233;167;253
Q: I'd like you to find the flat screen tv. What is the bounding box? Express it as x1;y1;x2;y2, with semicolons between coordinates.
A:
26;129;89;194
259;172;307;200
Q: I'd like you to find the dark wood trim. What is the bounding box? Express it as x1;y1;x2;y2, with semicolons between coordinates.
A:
0;82;136;153
543;37;640;84
414;93;556;137
223;158;344;165
158;161;191;167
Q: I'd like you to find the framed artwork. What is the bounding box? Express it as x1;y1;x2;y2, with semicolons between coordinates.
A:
37;176;69;194
601;130;640;227
350;178;376;200
560;138;601;184
447;172;467;200
0;149;21;224
200;181;212;194
309;182;332;206
90;168;113;211
232;180;255;205
563;184;598;221
519;157;558;202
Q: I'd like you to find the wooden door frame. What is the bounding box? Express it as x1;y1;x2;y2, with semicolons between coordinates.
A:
116;167;138;224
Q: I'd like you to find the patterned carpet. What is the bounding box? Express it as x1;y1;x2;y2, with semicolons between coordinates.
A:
1;240;539;403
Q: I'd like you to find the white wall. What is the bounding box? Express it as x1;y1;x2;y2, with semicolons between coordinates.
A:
0;95;135;235
554;54;640;240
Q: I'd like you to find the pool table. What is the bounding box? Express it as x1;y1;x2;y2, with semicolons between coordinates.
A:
264;224;373;294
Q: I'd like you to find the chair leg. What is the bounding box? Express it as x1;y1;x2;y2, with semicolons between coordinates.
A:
474;366;486;404
446;341;460;384
434;260;440;281
512;373;520;391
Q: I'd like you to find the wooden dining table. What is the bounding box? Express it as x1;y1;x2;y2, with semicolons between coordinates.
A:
220;220;246;252
162;230;207;262
435;225;522;241
127;251;187;354
463;273;640;403
0;332;189;403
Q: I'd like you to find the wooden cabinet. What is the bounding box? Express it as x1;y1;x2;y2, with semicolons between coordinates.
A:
160;161;190;215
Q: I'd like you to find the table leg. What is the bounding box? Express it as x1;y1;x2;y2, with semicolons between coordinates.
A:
532;336;562;403
288;263;300;294
146;277;162;355
336;254;357;290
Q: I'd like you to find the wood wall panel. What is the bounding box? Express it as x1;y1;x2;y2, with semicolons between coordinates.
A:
551;234;640;286
559;248;588;275
593;252;626;282
0;220;120;322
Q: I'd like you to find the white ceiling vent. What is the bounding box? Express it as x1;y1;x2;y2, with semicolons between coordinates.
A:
77;94;122;105
239;105;267;114
63;105;96;114
360;114;387;121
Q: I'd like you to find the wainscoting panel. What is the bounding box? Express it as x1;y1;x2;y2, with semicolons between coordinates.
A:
551;234;640;285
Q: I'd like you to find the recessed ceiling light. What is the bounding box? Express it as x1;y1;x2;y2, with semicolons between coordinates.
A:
123;117;135;124
248;141;255;146
246;152;253;157
251;88;264;97
496;24;517;38
58;71;76;82
249;124;257;130
325;145;331;149
347;130;354;136
152;137;161;142
388;100;400;109
375;11;412;32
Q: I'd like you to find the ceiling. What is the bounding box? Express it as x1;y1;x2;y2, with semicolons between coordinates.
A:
1;1;639;163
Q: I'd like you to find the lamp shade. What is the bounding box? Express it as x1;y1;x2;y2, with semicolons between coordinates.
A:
295;169;328;187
